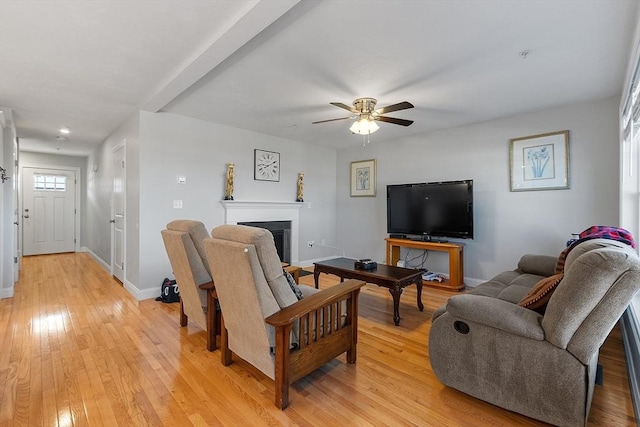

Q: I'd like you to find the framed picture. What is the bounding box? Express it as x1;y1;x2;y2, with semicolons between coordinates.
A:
509;130;569;191
350;159;376;197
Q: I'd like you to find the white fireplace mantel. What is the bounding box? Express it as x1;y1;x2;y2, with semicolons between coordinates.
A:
220;200;305;210
220;200;306;263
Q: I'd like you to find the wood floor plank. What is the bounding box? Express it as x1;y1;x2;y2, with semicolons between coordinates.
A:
40;351;59;427
0;253;636;426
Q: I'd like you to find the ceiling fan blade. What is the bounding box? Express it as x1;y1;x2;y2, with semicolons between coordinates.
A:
375;101;414;115
375;116;414;126
312;116;353;124
330;102;358;113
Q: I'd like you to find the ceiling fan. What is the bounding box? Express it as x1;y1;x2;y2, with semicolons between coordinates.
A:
312;97;414;135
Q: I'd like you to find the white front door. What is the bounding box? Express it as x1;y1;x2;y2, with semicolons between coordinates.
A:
22;167;76;256
111;143;125;282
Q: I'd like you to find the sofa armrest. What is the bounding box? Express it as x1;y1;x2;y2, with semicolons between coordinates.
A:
445;294;545;340
517;254;558;276
265;279;365;326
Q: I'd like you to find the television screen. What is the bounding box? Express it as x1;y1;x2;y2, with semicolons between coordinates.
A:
387;180;474;239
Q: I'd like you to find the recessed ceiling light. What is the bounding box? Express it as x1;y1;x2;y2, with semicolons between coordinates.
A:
59;127;70;134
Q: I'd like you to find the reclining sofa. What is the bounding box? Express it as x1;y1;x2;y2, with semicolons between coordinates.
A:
429;237;640;426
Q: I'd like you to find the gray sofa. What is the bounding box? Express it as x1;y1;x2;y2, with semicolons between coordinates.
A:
429;238;640;427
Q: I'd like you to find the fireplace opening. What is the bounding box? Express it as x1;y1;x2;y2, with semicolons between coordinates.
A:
238;220;291;264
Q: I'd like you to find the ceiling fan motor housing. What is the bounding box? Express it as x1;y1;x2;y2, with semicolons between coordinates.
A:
354;97;378;114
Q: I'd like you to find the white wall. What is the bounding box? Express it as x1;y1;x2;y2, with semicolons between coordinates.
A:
135;111;336;298
0;125;6;295
84;97;619;298
336;96;620;283
86;114;140;283
0;121;18;298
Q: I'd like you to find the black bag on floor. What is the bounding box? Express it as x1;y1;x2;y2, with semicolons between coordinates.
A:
155;278;180;303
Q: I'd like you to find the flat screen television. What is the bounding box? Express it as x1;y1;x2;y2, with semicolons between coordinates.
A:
386;180;474;240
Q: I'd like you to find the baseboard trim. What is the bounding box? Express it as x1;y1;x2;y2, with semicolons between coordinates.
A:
621;305;640;423
86;248;111;273
0;287;14;299
124;280;159;301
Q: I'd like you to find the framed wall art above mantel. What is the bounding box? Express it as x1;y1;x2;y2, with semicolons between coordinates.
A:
509;130;570;192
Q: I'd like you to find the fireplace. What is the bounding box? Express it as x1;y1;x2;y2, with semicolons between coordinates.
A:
220;201;304;263
238;220;291;264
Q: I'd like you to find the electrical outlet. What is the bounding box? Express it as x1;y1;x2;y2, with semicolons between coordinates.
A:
307;240;315;248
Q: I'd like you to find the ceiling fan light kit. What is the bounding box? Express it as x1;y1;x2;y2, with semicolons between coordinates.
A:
350;116;379;135
313;97;414;139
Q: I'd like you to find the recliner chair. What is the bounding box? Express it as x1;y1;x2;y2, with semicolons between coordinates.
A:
161;220;219;351
203;224;365;409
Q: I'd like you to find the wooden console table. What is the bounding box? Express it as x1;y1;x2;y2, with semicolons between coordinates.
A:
385;238;465;291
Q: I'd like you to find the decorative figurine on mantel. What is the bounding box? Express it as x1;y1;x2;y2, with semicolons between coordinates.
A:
296;172;304;202
224;162;234;200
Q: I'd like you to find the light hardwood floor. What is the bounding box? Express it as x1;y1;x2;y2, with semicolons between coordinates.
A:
0;253;636;426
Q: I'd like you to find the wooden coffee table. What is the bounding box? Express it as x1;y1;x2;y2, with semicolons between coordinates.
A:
314;257;424;326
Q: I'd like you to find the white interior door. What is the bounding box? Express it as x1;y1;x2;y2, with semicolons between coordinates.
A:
22;167;76;256
111;143;125;282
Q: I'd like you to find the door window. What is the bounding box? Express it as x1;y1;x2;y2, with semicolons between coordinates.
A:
33;174;66;191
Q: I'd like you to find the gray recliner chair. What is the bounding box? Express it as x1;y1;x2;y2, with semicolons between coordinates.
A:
429;239;640;426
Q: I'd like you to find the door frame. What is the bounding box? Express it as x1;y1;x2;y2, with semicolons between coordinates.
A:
19;163;81;255
12;138;19;282
111;140;126;281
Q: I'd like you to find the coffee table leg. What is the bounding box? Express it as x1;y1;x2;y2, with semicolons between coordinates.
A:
314;269;320;289
416;278;424;311
388;287;403;326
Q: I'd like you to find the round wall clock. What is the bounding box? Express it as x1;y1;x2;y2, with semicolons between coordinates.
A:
254;149;280;182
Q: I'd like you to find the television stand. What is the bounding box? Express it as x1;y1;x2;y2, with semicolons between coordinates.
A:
385;238;465;291
407;236;449;243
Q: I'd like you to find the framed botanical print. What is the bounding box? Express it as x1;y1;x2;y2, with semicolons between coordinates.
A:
350;159;376;197
509;131;569;191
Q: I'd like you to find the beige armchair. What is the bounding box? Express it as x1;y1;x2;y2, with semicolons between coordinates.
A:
161;220;219;351
203;224;365;409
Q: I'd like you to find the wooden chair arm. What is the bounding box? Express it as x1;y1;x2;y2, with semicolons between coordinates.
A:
198;281;215;291
265;279;365;327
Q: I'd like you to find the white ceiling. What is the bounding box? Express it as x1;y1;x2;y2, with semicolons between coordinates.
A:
1;0;638;156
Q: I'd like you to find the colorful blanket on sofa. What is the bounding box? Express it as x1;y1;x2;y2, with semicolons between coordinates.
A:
555;226;636;273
